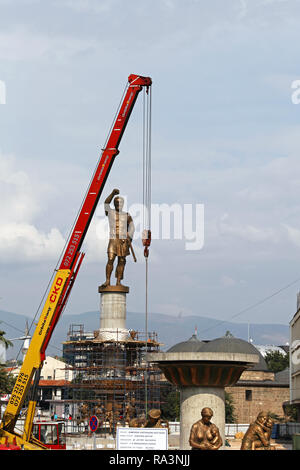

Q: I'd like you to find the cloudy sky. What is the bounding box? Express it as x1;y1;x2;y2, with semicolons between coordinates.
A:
1;0;300;339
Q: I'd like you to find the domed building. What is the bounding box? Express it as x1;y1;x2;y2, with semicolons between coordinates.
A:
148;332;260;448
164;334;290;424
165;335;263;388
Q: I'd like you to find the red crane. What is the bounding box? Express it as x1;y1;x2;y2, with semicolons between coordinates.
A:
43;73;152;356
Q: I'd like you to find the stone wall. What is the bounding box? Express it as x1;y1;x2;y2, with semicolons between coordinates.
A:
225;384;289;423
240;369;274;382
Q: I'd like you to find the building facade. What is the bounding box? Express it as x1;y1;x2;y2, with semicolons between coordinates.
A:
226;353;290;423
290;305;300;420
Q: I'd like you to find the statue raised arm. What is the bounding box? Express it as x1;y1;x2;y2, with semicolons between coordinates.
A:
101;189;135;288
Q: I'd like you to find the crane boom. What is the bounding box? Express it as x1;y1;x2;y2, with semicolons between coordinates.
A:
0;74;152;449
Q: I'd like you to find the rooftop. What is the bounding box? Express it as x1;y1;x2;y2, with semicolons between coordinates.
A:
167;335;268;370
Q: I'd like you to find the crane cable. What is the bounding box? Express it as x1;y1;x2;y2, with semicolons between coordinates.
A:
142;85;152;416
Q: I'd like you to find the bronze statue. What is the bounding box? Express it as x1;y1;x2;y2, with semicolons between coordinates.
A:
144;409;169;430
241;412;274;450
101;189;135;287
129;409;169;431
251;415;274;450
189;407;223;450
125;399;137;424
129;415;147;428
76;403;89;426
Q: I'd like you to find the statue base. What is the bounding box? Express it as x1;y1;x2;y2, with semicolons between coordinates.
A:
98;285;129;294
97;284;130;342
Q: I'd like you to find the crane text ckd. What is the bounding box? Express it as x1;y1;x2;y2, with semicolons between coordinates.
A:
0;80;6;104
96;202;205;251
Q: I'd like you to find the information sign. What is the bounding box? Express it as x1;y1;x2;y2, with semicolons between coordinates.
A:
116;428;168;450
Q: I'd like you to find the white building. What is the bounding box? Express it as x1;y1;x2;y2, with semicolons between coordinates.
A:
9;356;73;382
0;344;5;364
290;298;300;420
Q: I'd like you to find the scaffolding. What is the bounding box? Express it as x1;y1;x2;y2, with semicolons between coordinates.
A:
58;324;166;435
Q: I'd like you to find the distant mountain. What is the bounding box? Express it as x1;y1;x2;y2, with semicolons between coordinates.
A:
0;309;289;361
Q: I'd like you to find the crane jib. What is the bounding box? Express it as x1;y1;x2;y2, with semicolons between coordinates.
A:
60;75;151;271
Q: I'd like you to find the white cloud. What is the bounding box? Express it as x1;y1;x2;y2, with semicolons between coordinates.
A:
0;153;39;223
218;213;280;244
0;152;156;265
237;0;248;19
0;152;65;262
1;0;300;323
0;223;65;262
283;224;300;248
82;217;108;263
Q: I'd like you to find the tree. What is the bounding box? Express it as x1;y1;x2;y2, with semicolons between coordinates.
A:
0;366;15;395
0;327;15;403
264;350;289;373
225;391;236;423
224;331;234;338
161;389;180;421
0;328;13;355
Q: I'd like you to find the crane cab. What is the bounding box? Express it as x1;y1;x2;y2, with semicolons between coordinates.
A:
32;421;66;450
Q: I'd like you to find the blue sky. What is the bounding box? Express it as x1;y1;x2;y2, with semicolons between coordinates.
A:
1;0;300;342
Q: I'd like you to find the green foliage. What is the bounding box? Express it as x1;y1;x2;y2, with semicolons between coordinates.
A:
0;366;15;395
264;350;289;373
161;388;237;423
268;412;281;422
0;328;13;353
0;327;13;402
225;392;236;423
224;331;234;338
161;389;180;421
283;404;298;422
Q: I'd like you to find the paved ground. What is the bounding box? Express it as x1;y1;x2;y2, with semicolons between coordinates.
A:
224;438;292;450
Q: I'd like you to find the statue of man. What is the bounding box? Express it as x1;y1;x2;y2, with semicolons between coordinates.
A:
240;411;273;450
189;407;223;450
101;189;135;287
143;409;169;432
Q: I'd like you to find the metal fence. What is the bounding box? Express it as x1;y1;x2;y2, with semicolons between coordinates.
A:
225;424;250;437
15;417;300;439
169;422;180;434
277;423;300;438
225;422;300;439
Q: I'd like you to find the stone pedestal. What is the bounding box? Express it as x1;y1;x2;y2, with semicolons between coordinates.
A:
97;285;130;341
147;347;259;450
180;386;225;450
